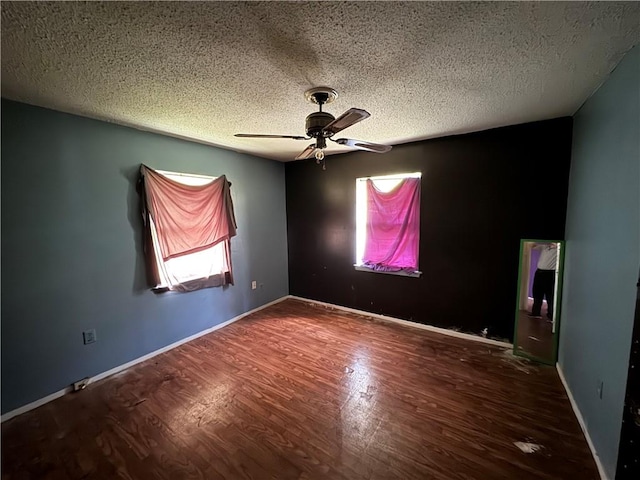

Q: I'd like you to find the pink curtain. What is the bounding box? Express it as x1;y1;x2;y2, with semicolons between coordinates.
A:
140;165;237;261
363;177;420;271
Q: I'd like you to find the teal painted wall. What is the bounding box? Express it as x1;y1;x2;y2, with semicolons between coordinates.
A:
1;100;289;413
559;46;640;479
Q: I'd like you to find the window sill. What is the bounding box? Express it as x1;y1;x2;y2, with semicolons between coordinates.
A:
151;272;231;293
354;265;422;278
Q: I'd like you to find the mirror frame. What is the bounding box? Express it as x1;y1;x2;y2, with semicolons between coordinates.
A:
513;238;566;365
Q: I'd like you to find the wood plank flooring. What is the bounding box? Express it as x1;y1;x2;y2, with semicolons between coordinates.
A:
515;310;555;362
1;299;598;479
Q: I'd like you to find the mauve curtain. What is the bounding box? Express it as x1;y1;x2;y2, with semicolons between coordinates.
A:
363;177;420;271
140;165;236;261
139;165;237;290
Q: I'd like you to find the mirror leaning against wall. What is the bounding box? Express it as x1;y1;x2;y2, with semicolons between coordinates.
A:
514;239;565;365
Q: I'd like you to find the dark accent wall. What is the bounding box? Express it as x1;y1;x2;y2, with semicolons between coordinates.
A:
616;278;640;479
286;118;573;341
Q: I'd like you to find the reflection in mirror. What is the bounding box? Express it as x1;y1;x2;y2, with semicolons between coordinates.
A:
514;240;564;365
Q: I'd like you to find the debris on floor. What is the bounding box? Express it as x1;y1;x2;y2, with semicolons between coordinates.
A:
360;385;377;401
514;441;543;454
500;349;535;374
131;398;147;407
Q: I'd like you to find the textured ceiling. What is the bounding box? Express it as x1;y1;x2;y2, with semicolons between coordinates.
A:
2;2;639;161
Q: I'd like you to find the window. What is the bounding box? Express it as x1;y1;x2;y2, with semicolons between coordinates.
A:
140;166;237;292
355;172;421;276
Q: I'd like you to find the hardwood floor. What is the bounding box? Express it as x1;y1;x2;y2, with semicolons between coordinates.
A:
2;299;598;479
515;310;555;362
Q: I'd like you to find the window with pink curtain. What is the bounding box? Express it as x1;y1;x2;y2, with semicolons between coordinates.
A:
140;165;237;292
359;175;421;273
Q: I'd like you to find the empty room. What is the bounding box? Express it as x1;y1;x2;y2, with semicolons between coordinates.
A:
1;2;639;480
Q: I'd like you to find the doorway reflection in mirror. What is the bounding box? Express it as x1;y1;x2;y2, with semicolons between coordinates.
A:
514;240;564;365
530;242;558;321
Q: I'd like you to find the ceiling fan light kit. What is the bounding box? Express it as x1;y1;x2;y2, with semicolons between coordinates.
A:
235;87;392;166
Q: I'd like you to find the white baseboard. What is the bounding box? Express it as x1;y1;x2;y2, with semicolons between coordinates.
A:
1;387;76;424
556;363;609;480
287;295;513;348
1;296;289;423
2;295;509;422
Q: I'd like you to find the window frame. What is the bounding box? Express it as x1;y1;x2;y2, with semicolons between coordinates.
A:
149;169;231;291
354;172;422;278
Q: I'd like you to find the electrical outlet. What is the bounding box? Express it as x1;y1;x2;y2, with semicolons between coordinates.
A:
251;280;257;290
83;329;97;345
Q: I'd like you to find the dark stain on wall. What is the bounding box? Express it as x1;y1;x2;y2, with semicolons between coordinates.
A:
285;118;573;341
616;278;640;480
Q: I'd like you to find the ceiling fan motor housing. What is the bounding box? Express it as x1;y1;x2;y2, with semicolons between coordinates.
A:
235;86;391;160
305;112;335;138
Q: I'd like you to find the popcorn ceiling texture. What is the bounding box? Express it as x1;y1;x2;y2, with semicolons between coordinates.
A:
1;1;638;161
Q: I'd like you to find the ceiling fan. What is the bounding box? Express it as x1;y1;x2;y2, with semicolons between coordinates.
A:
235;87;392;166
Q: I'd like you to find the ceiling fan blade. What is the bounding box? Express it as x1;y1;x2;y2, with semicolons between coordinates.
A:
295;144;317;160
322;108;370;136
334;138;392;153
235;133;308;140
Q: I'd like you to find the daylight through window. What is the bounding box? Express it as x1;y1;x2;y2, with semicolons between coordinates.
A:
141;167;237;292
355;172;421;276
